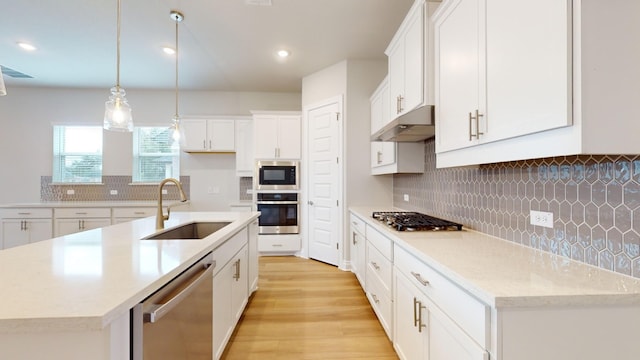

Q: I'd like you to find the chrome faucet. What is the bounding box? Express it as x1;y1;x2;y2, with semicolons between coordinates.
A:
156;178;188;229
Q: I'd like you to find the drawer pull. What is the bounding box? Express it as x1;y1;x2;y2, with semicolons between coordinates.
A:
371;261;380;270
371;293;380;304
17;212;31;215
411;271;430;286
75;212;88;215
134;212;146;215
272;244;283;247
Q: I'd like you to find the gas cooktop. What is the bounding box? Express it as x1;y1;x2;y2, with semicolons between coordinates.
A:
372;211;463;232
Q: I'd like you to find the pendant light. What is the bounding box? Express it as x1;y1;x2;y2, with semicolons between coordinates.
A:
0;67;6;96
170;10;184;147
104;0;133;132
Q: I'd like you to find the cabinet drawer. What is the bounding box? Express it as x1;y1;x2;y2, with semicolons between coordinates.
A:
366;270;393;340
394;245;490;348
0;208;52;219
211;228;248;277
366;241;392;292
365;225;393;260
55;208;111;218
258;235;300;252
112;207;155;218
350;213;366;236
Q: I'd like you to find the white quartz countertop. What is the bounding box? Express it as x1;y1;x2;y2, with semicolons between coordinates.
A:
0;211;259;333
350;207;640;308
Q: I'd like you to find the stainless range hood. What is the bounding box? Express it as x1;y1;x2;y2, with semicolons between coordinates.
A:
371;105;435;142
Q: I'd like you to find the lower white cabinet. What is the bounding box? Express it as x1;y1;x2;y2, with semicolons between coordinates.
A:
248;219;259;293
54;208;112;237
212;228;249;360
350;213;366;289
0;208;53;249
112;207;156;224
258;234;300;253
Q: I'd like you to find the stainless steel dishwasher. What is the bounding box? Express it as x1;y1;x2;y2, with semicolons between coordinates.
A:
131;252;215;360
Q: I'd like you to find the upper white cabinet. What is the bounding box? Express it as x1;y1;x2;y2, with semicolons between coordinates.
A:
252;111;301;159
234;118;254;176
435;0;640;167
386;0;438;120
370;77;425;175
181;118;235;153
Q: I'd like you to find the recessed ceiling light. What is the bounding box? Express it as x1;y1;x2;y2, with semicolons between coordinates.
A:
163;47;176;55
17;42;37;51
277;50;290;58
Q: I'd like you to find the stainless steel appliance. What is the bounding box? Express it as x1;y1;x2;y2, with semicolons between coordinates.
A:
255;160;299;190
131;252;215;360
371;211;462;231
256;192;299;234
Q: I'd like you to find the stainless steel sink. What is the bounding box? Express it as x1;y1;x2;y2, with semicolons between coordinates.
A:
143;222;231;240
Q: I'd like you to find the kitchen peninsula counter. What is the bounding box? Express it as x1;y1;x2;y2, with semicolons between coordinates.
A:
0;211;259;356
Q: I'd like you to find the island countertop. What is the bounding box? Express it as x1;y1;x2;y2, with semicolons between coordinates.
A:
0;211;259;333
350;207;640;308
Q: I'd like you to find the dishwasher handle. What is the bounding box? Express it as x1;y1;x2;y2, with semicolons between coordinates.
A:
143;259;215;323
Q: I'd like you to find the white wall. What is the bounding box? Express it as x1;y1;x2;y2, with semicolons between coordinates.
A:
0;87;301;209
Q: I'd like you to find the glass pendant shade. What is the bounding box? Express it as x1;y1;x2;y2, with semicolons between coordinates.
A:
104;86;133;132
0;72;6;96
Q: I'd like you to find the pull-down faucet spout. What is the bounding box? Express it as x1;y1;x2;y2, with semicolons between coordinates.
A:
156;178;188;229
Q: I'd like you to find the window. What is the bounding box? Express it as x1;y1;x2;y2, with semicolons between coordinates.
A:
53;126;103;183
133;127;180;182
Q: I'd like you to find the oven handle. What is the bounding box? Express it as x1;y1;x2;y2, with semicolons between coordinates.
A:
143;259;215;323
256;201;299;205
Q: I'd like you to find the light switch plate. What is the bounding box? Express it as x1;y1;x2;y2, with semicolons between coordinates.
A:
403;194;409;202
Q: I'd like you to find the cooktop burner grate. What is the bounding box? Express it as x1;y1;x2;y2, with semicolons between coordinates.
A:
371;211;463;231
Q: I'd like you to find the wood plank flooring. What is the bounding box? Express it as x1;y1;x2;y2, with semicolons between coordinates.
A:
221;256;398;360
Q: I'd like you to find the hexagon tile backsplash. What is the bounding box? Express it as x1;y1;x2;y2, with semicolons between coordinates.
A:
394;139;640;278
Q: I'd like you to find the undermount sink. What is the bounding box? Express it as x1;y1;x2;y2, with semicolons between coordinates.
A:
143;222;231;240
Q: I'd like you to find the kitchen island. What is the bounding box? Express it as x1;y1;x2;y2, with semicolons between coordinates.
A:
0;211;259;360
350;207;640;360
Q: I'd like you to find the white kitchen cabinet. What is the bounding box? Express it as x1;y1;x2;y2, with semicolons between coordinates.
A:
212;228;249;360
258;234;300;253
370;77;425;175
252;111;301;159
234;118;254;176
386;0;430;120
181;118;235;153
247;219;259;293
350;213;366;289
54;208;112;237
365;226;394;339
435;0;640;167
0;208;52;249
434;0;571;154
112;207;155;224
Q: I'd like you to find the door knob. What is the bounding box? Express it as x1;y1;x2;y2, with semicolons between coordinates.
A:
308;200;314;205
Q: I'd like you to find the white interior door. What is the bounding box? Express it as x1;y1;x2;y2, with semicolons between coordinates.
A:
306;98;342;266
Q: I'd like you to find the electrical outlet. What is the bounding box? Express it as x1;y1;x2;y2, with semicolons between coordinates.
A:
66;189;75;195
530;210;554;228
162;189;168;195
403;194;409;202
110;190;118;195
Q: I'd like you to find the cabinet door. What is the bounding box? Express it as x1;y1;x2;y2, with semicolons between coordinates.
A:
55;218;111;236
248;220;259;293
483;0;571;143
213;260;233;360
235;119;254;176
394;269;428;360
276;116;301;159
435;0;483;153
208;119;235;152
231;245;249;321
1;219;29;249
350;225;366;288
388;41;405;119
253;116;279;159
181;119;208;151
402;2;425;114
27;219;53;244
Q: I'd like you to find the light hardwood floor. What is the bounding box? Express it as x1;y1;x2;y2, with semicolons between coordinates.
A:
221;256;398;360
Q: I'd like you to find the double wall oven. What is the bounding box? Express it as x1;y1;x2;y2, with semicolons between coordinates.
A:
255;160;300;235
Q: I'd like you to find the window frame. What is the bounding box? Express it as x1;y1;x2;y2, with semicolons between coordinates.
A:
52;125;103;184
132;125;180;183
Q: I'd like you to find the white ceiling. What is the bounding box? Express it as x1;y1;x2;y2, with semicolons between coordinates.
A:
2;0;414;92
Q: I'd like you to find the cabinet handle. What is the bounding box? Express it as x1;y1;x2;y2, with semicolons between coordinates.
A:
417;301;427;333
20;220;25;231
411;271;430;286
413;297;419;327
203;140;206;149
371;261;380;271
371;293;380;304
23;221;28;231
352;233;357;245
17;212;31;215
272;244;283;247
233;259;241;281
398;95;404;113
469;109;485;141
377;151;382;164
209;140;212;149
134;212;146;215
75;212;88;215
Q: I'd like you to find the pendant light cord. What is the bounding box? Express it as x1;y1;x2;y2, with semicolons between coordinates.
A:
116;0;122;90
175;17;179;118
